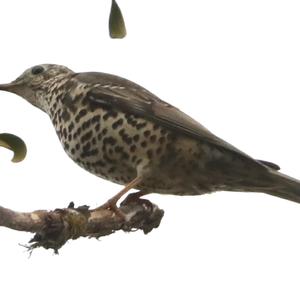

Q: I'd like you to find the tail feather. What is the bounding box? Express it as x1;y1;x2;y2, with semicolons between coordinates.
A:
263;171;300;204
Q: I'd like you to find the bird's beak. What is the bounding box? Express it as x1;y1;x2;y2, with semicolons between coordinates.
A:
0;82;21;93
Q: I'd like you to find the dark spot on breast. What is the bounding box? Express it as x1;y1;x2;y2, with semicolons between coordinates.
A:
160;129;167;135
61;110;70;122
153;123;160;130
81;131;93;143
75;109;88;122
144;130;151;137
64;143;70;150
71;148;75;155
130;120;138;127
91;115;101;124
82;120;91;130
81;148;99;158
131;155;137;162
87;149;99;157
92;137;96;145
119;129;132;145
156;147;162;155
141;141;147;148
130;145;136;152
68;122;75;132
136;122;147;130
112;118;124;129
125;114;138;127
103;110;118;120
119;129;125;135
124;136;132;145
159;137;166;144
75;143;80;150
76;127;82;136
82;142;91;153
103;136;117;146
133;134;140;142
150;135;157;143
68;134;72;141
95;123;100;132
80;143;99;158
102;128;108;135
62;128;67;139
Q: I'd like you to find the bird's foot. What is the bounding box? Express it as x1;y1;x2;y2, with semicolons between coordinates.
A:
121;191;152;211
97;177;143;221
98;191;148;222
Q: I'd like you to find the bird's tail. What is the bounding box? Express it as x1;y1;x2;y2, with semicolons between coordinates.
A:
261;170;300;204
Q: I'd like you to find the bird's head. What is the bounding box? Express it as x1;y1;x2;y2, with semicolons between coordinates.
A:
0;64;74;111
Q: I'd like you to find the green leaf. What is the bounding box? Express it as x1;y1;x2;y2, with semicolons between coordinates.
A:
109;0;127;38
0;133;27;163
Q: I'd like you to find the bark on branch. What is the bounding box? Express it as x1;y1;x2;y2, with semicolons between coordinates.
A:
0;196;164;253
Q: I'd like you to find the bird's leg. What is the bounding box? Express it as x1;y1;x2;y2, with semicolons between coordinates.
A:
98;177;142;218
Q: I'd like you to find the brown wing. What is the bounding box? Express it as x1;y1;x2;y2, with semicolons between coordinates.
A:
74;72;255;159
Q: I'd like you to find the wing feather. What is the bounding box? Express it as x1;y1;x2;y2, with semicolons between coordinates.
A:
75;72;252;159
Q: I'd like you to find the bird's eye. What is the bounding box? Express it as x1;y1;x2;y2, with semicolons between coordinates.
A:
31;65;45;75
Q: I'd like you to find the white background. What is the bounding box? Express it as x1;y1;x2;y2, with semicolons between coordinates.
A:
0;0;300;299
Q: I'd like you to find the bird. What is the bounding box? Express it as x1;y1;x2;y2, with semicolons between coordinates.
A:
0;64;300;215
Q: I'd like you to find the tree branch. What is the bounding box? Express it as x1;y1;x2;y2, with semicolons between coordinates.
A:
0;196;164;253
